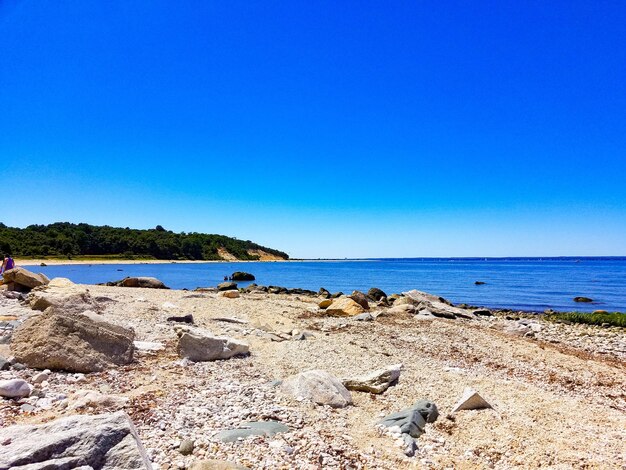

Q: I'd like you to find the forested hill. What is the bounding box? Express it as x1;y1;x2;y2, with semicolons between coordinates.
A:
0;223;289;261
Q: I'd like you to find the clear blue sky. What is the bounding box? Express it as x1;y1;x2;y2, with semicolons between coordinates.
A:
1;1;625;258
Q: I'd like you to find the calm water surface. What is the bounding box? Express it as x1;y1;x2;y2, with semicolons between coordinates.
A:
32;258;626;313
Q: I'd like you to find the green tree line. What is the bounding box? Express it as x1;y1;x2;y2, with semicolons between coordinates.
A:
0;222;289;261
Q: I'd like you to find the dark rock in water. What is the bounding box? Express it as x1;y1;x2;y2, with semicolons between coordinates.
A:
167;314;194;324
106;277;168;289
349;290;370;310
231;271;255;281
217;282;238;291
473;309;493;317
330;291;344;299
0;412;152;468
367;287;387;301
574;296;593;303
40;262;47;267
475;281;486;285
214;421;289;443
318;287;331;298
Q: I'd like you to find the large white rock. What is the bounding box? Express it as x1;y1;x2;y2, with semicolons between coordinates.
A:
451;388;493;412
0;378;31;398
177;329;249;361
281;370;353;408
10;310;135;372
0;412;151;469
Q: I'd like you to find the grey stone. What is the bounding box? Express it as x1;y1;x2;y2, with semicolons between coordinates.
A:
0;411;151;469
281;370;352;408
379;399;439;439
0;378;31;398
177;329;249;361
179;439;195;455
343;364;402;394
353;312;374;321
214;421;289;443
0;357;10;371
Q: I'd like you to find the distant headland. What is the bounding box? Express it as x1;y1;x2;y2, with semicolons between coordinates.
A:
0;222;289;262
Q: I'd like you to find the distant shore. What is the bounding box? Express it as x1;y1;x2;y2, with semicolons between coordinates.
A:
15;258;292;266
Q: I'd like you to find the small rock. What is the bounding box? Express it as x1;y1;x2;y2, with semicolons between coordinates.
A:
179;439;195;455
343;364;402;394
32;372;50;384
451;388;492;412
0;379;31;398
354;312;374;321
220;290;240;299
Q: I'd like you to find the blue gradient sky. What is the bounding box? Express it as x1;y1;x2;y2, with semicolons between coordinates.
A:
1;1;625;258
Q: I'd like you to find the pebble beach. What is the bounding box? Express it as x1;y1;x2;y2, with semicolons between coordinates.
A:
1;275;625;469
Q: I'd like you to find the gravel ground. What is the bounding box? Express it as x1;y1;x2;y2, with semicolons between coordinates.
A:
1;284;625;469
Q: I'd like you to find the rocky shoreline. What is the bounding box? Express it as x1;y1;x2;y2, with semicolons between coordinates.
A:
1;268;625;469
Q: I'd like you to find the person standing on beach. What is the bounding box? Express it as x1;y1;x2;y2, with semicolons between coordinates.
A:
1;254;14;274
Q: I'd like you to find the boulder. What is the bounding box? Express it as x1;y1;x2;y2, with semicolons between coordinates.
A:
367;287;387;301
220;290;240;299
574;296;593;303
218;282;238;291
10;310;135;372
114;277;169;289
281;369;352;408
324;297;365;317
451;388;492;412
0;412;151;469
231;272;255;281
177;329;249;361
0;378;31;398
386;304;417;315
28;285;103;314
2;267;49;292
348;290;370;310
343;364;402;394
403;290;475;319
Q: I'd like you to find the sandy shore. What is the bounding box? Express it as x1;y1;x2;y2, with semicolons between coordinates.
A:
1;282;625;469
16;259;290;266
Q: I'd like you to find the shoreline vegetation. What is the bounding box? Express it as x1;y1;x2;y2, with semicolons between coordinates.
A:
0;222;289;261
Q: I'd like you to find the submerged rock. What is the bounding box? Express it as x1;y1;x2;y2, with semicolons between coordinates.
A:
231;271;255;281
574;296;593;303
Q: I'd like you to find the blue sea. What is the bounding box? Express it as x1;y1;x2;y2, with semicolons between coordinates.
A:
31;257;626;313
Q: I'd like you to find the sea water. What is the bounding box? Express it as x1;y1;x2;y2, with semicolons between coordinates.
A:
32;257;626;313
